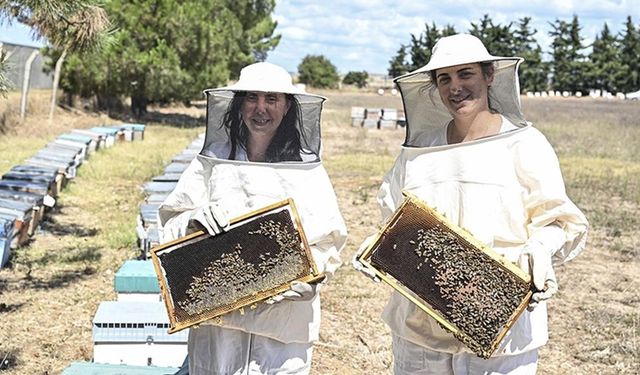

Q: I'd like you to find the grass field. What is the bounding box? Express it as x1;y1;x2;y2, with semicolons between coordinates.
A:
0;91;638;374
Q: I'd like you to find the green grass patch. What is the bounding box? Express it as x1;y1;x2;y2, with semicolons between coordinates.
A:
9;124;203;275
324;152;396;177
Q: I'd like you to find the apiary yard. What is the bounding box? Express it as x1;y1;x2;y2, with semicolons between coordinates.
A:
0;90;638;374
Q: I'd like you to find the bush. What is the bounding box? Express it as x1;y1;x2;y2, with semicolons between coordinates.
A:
342;71;369;88
297;55;340;89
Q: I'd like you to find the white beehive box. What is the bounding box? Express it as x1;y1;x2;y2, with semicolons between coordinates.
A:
92;301;188;367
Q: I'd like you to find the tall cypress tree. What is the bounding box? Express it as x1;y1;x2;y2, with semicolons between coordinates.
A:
589;23;624;93
388;44;410;78
619;16;640;93
469;14;515;58
549;15;586;94
513;17;548;93
407;22;456;71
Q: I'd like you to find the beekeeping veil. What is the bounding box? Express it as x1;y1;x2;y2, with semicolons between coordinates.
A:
394;34;527;147
202;62;326;161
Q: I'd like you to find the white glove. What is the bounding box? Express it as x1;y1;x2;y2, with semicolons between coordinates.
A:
518;243;558;309
352;235;380;283
187;203;229;236
266;281;317;304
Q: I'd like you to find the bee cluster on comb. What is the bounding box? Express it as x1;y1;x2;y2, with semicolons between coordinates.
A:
363;196;532;358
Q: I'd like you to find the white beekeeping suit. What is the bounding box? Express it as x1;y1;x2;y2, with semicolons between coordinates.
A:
372;34;589;374
158;62;347;375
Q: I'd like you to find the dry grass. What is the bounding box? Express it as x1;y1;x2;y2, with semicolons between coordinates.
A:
0;91;638;374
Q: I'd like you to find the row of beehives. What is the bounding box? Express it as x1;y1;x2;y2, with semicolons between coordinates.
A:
0;124;146;270
60;135;206;373
350;106;407;129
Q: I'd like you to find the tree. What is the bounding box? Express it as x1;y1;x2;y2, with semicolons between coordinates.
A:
56;0;280;117
588;23;625;93
297;55;339;89
619;16;640;93
388;44;410;78
0;0;110;114
470;14;516;57
549;15;587;93
407;22;456;71
513;17;548;93
342;71;368;88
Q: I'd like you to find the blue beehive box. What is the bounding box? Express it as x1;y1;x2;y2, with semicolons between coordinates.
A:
0;197;37;237
151;173;182;183
90;127;120;147
92;301;187;367
50;139;88;160
26;156;77;179
163;163;188;174
171;154;194;164
0;217;15;268
0;179;51;197
115;260;161;301
61;361;179;375
143;182;177;195
58;133;97;153
121;123;146;141
71;129;107;149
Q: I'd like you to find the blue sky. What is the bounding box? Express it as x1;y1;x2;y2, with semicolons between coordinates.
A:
2;1;638;74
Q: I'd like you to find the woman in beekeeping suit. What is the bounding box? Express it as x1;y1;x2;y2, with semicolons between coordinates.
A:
354;34;588;374
159;62;347;375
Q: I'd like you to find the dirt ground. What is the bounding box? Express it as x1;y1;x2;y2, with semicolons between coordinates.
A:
0;91;638;374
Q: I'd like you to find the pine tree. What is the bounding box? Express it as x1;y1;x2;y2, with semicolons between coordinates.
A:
0;0;110;98
54;0;280;116
388;44;410;78
407;22;456;71
619;16;640;93
589;23;625;93
549;15;587;94
513;17;548;93
469;14;516;58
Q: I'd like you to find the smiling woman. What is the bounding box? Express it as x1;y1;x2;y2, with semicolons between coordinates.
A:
353;33;589;375
158;61;347;375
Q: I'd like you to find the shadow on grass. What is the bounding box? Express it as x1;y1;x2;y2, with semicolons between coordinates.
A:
0;349;19;370
24;265;97;290
22;246;102;269
109;109;205;128
39;216;99;238
0;302;26;313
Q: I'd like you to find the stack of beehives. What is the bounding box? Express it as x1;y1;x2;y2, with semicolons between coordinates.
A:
0;124;145;269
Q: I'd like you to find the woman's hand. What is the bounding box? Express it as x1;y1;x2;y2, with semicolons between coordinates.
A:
187;203;229;236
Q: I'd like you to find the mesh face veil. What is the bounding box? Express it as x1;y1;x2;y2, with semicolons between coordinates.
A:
201;62;326;162
393;34;528;147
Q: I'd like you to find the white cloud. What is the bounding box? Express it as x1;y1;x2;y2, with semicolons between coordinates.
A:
267;1;640;74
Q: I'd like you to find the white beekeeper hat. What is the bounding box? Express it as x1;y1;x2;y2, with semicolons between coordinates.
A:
394;34;527;146
202;62;326;158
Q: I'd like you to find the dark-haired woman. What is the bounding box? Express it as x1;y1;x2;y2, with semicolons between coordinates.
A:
159;62;347;375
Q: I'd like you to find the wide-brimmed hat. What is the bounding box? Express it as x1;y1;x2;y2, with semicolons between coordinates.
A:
207;62;324;99
420;34;515;72
394;34;527;147
201;62;326;160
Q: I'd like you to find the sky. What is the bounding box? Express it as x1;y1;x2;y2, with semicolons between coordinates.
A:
1;1;638;75
266;0;640;74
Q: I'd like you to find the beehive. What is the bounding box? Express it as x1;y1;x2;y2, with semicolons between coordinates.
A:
115;260;161;302
92;301;187;367
151;198;322;333
357;193;532;358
